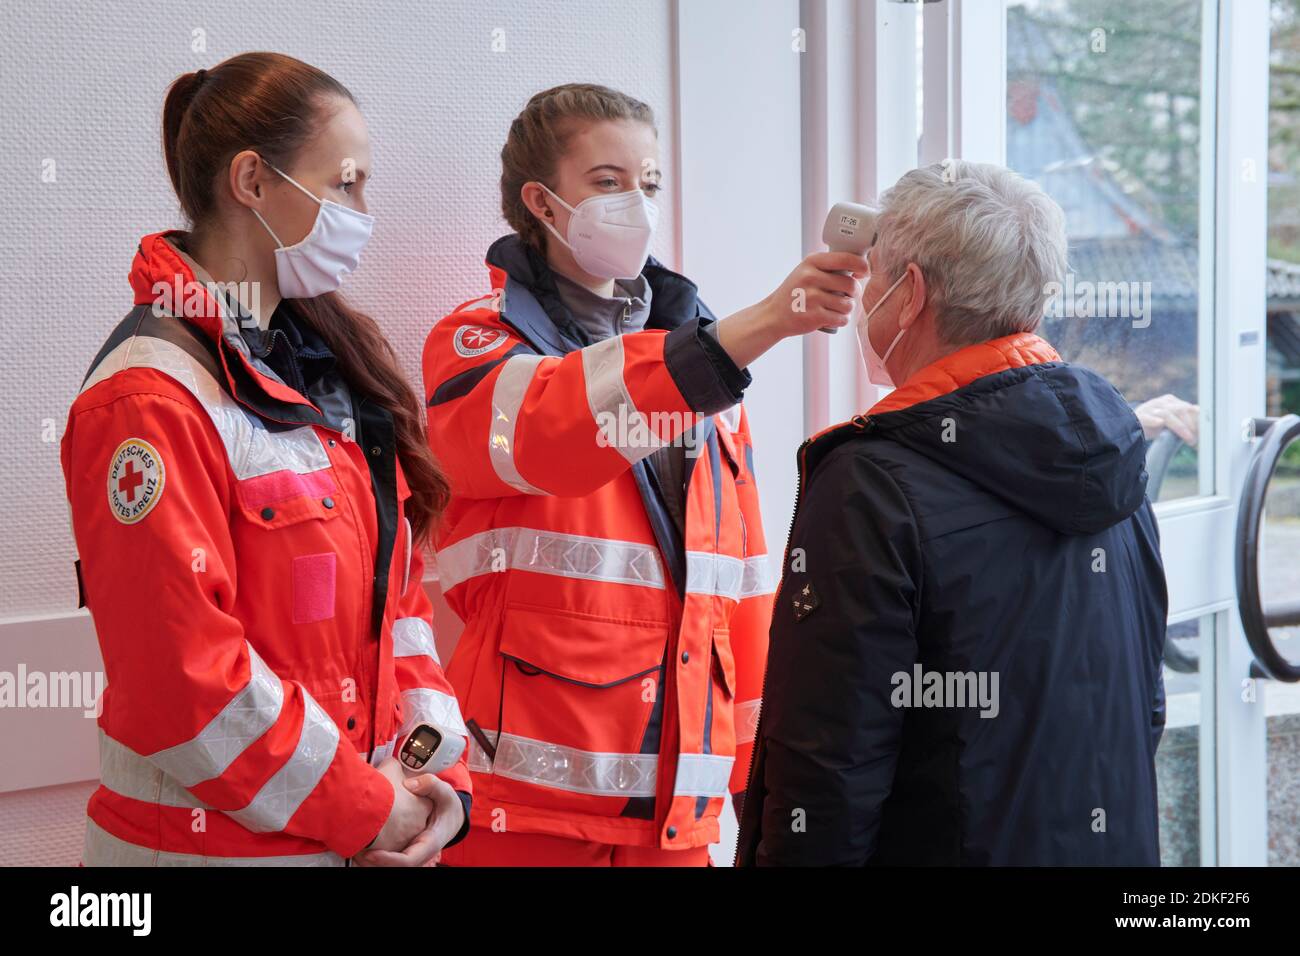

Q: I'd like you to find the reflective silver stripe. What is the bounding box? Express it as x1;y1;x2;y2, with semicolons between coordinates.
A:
98;731;208;809
734;699;762;746
370;733;399;767
435;526;666;592
741;554;778;598
581;335;667;464
489;353;548;494
102;711;376;821
400;688;468;737
225;689;339;834
686;552;774;601
463;728;658;798
458;294;497;313
686;551;746;601
80;334;330;479
392;617;440;665
462;728;491;775
148;642;284;787
82;819;344;867
466;729;495;773
716;403;742;432
673;752;734;798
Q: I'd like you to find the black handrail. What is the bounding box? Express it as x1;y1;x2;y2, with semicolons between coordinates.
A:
1235;414;1300;682
1146;430;1201;673
1146;429;1183;501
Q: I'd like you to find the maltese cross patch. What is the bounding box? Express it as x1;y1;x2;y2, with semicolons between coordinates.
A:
791;581;820;621
453;325;509;358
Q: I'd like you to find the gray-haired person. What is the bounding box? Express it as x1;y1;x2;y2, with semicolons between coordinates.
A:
737;161;1167;866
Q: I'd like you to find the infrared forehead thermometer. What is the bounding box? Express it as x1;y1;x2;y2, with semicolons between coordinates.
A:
397;723;466;776
819;202;879;333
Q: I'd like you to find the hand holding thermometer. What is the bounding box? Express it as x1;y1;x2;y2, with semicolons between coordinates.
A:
396;723;466;776
819;202;879;333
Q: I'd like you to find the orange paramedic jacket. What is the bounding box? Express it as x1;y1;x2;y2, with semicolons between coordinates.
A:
422;235;774;850
62;232;471;865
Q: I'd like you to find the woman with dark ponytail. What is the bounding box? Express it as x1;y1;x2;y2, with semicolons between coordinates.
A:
61;52;471;866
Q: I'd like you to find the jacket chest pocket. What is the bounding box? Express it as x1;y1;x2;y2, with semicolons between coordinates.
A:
236;468;342;528
235;467;344;624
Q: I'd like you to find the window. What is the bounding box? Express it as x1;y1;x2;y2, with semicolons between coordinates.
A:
1006;0;1211;502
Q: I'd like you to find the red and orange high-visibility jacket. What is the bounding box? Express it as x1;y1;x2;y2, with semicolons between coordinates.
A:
423;235;775;850
61;231;471;865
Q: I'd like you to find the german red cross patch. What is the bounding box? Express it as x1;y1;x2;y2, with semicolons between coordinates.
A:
107;438;165;524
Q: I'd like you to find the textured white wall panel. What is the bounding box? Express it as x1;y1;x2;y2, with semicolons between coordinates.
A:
0;781;97;867
1;0;675;616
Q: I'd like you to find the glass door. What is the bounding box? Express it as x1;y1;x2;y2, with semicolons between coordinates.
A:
924;0;1278;864
1260;0;1300;864
1004;0;1222;869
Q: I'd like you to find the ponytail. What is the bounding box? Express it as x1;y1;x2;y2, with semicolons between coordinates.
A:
161;70;207;203
160;52;449;543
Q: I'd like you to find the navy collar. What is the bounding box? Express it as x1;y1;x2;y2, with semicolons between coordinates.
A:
239;302;337;394
484;233;715;357
240;303;330;356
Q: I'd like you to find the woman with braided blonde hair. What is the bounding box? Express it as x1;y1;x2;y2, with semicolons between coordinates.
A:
423;83;867;866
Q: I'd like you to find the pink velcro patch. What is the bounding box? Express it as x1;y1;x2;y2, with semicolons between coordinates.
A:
238;469;337;511
292;552;337;624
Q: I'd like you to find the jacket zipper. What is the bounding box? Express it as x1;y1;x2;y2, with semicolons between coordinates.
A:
235;342;386;763
733;413;872;864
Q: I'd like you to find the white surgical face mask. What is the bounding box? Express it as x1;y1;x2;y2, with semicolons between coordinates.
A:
538;182;659;280
252;161;375;299
856;258;910;388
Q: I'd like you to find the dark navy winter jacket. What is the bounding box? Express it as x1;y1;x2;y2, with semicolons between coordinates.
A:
736;334;1168;866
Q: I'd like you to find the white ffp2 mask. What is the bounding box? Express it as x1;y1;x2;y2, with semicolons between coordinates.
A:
539;183;659;280
252;161;375;299
856;269;910;388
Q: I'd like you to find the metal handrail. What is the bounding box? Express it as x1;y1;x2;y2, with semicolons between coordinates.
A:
1235;415;1300;682
1146;430;1200;673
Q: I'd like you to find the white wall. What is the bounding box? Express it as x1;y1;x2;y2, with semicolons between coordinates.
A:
675;0;805;866
0;0;681;864
1;0;677;620
1;0;821;867
678;0;806;587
